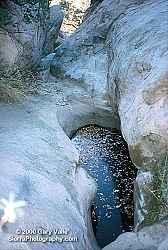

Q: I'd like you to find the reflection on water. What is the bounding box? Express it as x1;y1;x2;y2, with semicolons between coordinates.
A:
71;125;137;248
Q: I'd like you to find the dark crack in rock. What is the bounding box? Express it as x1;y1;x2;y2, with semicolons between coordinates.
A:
71;125;137;248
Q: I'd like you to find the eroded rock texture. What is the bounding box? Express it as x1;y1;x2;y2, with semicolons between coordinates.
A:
0;0;63;74
102;221;168;250
51;0;168;168
0;0;167;250
0;82;100;250
50;0;168;249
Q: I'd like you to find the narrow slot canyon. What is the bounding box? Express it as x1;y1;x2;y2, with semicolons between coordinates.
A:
71;125;137;248
0;1;167;250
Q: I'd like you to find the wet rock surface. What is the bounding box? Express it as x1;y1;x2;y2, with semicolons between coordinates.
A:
71;125;137;248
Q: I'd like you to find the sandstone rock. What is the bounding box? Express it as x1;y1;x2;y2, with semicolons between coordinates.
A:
107;0;168;170
0;0;63;74
106;0;168;230
0;0;168;249
102;222;168;250
51;0;168;168
43;4;64;55
0;91;100;250
50;0;168;248
0;29;20;74
158;238;168;250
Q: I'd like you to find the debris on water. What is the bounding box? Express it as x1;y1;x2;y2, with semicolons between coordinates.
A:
71;125;137;248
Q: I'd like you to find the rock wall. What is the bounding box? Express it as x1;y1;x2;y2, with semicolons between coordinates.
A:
0;0;63;74
0;0;168;250
102;221;168;250
0;80;101;250
106;0;168;230
51;0;168;168
50;0;168;249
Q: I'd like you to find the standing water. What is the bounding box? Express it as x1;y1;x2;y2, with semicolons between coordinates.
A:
71;125;137;248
